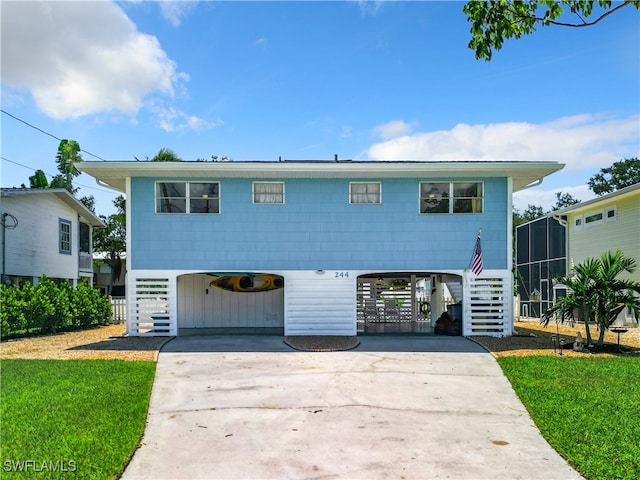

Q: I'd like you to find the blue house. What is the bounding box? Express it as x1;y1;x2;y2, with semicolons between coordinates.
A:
79;160;563;337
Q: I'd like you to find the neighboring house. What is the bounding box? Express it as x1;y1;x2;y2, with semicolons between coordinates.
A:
1;188;104;286
515;216;566;318
553;183;640;325
79;160;563;337
93;253;126;297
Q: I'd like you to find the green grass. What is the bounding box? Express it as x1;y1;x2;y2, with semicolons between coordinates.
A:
1;359;156;479
498;356;640;480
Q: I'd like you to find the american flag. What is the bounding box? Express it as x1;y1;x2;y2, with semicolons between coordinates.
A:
471;235;483;275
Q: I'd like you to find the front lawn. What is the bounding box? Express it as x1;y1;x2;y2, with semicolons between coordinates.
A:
498;356;640;480
1;359;155;479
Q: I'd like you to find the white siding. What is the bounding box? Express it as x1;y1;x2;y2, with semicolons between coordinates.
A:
285;270;356;336
567;193;640;283
177;274;284;329
1;194;79;281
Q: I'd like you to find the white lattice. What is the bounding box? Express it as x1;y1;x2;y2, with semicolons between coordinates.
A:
463;272;512;337
127;274;177;336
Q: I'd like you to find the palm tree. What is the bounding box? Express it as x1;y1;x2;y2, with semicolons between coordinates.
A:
151;148;182;162
29;169;49;189
53;139;83;194
543;250;640;346
543;258;599;345
590;251;640;345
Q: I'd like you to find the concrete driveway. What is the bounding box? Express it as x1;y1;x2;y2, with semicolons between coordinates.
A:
122;335;582;480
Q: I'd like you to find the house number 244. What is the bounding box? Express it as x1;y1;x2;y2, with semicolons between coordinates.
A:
334;272;349;278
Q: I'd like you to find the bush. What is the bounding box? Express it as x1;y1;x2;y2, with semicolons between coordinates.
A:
0;276;113;338
0;284;27;337
73;284;112;327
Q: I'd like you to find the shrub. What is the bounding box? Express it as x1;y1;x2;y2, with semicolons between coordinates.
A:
0;284;27;337
72;284;112;327
0;276;113;338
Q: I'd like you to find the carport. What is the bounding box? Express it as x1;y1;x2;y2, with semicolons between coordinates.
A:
356;272;463;334
177;273;285;334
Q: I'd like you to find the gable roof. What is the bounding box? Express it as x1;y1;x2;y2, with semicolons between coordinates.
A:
552;183;640;215
78;160;564;193
1;188;105;227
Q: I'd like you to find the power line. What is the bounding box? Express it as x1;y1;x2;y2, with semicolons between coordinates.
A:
1;156;117;194
1;109;107;161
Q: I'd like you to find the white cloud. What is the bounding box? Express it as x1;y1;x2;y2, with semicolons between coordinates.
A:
372;120;418;140
253;37;268;48
513;184;595;213
150;103;222;133
367;114;639;170
0;1;188;121
159;1;198;27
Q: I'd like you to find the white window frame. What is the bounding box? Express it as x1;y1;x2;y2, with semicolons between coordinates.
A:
59;218;72;255
605;205;617;223
252;181;285;204
155;181;221;214
584;209;604;228
574;216;583;230
419;181;484;214
349;182;382;204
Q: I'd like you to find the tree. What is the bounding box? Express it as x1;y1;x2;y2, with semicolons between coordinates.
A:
463;1;640;61
543;250;640;346
551;191;580;210
93;195;126;296
587;158;640;196
151;147;182;162
513;204;544;227
29;169;49;188
80;195;96;213
51;139;83;194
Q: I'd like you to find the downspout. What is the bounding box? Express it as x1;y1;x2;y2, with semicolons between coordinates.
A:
1;213;6;282
77;213;81;287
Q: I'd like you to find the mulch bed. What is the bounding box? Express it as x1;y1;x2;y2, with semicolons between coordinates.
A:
284;335;360;352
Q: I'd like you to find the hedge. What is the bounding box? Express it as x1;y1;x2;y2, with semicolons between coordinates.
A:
0;276;112;338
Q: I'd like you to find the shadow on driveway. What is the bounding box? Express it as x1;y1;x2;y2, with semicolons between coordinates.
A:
160;334;487;353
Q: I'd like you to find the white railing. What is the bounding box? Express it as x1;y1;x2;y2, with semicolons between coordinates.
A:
109;296;126;324
79;252;93;272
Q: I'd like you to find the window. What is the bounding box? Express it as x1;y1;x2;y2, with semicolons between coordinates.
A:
155;182;220;214
59;219;71;255
420;182;483;214
584;210;604;227
253;182;284;204
350;182;381;204
605;206;617;223
574;216;583;230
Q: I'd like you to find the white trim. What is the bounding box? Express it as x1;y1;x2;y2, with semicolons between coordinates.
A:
252;181;285;204
418;181;484;214
78;160;565;193
349;181;382;204
154;180;221;214
605;205;617;223
584;209;604;227
574;215;583;230
507;177;513;272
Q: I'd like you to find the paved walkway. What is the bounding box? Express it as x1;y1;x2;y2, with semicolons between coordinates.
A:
122;335;582;480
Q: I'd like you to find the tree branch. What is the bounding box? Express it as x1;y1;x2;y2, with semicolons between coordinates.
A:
512;1;635;28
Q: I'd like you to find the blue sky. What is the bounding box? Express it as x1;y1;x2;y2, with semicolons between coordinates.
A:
2;1;638;216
